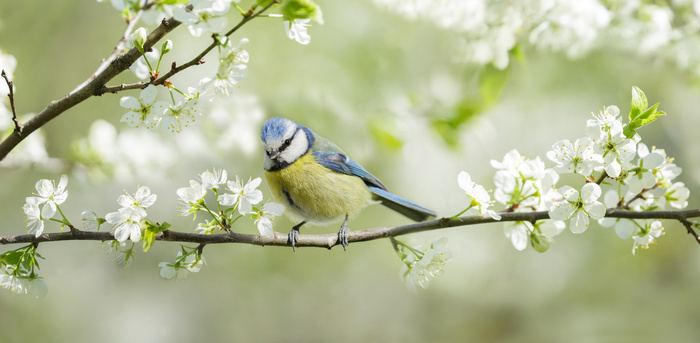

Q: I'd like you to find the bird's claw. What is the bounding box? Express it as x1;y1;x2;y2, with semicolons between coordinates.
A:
288;228;299;252
338;215;349;251
288;221;305;252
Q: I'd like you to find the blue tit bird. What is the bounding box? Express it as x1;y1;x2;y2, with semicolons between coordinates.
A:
260;117;436;251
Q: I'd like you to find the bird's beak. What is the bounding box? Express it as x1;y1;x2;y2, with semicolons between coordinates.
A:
269;149;280;160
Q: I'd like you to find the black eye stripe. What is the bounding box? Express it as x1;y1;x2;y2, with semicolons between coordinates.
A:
279;130;297;151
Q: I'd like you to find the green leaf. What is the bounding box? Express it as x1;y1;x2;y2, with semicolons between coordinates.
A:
624;88;666;138
510;44;526;65
281;0;321;21
1;251;21;266
479;65;509;107
625;103;665;138
629;86;648;121
369;117;403;151
142;221;171;252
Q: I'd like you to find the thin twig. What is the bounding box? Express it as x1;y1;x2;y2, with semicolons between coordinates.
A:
97;1;280;95
100;82;149;94
389;237;400;252
2;209;699;249
1;70;20;134
678;218;700;244
621;184;659;209
595;171;608;184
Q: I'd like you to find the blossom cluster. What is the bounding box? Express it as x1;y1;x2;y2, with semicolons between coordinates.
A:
105;186;158;243
176;169;285;237
374;0;700;80
156;169;284;279
100;0;323;133
22;175;69;237
396;237;453;292
0;245;48;298
159;247;205;280
457;88;688;254
71;93;266;183
9;168;285;295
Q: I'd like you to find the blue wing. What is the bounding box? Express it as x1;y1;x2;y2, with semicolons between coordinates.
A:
312;151;386;190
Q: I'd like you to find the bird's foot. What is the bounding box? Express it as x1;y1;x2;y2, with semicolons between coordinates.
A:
289;221;305;252
338;214;349;251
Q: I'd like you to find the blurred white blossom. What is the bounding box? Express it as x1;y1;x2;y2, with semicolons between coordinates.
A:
284;19;312;45
173;0;232;37
632;220;664;254
0;50;16;96
373;0;700;77
400;238;453;292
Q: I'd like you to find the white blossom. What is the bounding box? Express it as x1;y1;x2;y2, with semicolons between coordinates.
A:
117;186;157;219
34;175;69;220
546;137;600;175
23;197;45;237
119;85;168;130
252;202;285;236
632;220;664;254
177;180;207;216
457;171;500;220
172;0;232;37
81;210;101;231
549;183;606;234
218;176;264;214
283;19;312;45
106;208;143;243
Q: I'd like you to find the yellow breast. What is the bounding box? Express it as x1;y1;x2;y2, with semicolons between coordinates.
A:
264;153;373;225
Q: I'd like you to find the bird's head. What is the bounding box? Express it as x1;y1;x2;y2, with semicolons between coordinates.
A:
261;117;314;170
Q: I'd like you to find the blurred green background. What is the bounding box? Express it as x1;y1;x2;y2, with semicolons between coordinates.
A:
1;1;700;342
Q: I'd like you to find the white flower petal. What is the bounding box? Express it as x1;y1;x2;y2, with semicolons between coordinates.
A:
584;201;606;220
120;96;140;110
580;183;602;203
140;85;158;103
614;219;635;239
549;202;576;220
569;210;589;234
457;171;473;192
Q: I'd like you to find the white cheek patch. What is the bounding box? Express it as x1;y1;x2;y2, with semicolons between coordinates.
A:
280;129;309;163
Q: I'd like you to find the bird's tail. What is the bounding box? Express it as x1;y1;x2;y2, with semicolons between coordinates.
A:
368;186;436;222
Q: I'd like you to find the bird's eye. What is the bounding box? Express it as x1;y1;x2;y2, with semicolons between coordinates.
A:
284;138;291;145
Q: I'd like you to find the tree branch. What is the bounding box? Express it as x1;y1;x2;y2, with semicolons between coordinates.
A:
0;16;182;161
97;1;280;95
2;209;699;249
1;69;20;134
0;1;279;161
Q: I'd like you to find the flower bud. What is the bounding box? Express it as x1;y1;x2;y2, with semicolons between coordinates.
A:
531;234;551;253
133;27;147;49
162;40;173;54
